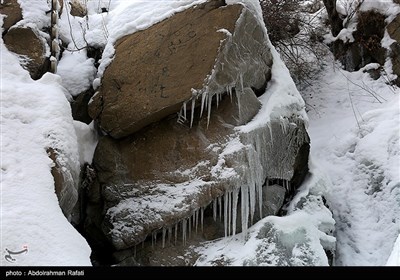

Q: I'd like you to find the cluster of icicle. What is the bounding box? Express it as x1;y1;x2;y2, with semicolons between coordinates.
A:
177;72;247;128
50;0;61;74
136;178;290;252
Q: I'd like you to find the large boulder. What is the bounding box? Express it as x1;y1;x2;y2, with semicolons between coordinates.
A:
0;0;22;33
3;26;49;80
89;1;272;139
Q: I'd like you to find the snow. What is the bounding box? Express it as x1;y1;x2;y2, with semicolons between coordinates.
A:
57;50;96;97
195;167;336;266
304;55;400;266
0;38;91;265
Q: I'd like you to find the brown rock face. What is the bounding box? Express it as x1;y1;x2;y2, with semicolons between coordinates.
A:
89;1;272;139
0;0;22;33
3;27;49;80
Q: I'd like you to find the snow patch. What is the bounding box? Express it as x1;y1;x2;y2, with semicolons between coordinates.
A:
1;39;91;266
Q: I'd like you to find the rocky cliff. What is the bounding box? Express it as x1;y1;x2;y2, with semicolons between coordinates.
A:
323;0;400;84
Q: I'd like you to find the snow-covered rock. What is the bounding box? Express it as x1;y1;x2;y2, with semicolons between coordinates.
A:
89;1;272;139
0;40;91;265
83;1;310;266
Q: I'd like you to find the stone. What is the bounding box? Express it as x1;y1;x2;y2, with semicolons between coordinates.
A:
69;0;87;17
0;0;22;33
89;1;272;139
71;89;94;124
3;27;49;80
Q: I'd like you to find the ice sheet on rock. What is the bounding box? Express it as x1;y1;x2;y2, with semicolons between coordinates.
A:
194;170;336;266
106;180;213;249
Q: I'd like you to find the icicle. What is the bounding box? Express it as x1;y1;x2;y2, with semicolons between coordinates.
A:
182;219;187;245
183;102;187;121
218;196;222;222
168;227;172;245
174;223;178;245
249;183;256;225
241;185;249;238
188;216;192;239
190;98;195;127
195;209;199;233
151;231;155;248
257;182;263;219
207;94;213;128
268;122;274;146
232;188;239;236
193;212;196;228
213;199;217;222
239;73;244;93
200;92;207;117
229;86;233;102
228;191;231;236
200;207;204;232
162;227;166;249
216;92;220;108
235;88;242;118
224;193;228;237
